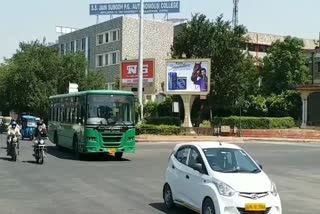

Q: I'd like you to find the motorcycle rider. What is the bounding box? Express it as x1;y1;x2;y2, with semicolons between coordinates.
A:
9;119;21;130
7;121;21;155
33;121;48;156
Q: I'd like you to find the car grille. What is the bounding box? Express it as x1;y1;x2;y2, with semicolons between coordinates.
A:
238;192;269;199
237;207;271;214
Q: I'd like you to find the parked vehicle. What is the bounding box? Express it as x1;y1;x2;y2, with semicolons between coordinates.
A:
163;142;282;214
0;116;12;133
34;137;47;164
21;115;37;140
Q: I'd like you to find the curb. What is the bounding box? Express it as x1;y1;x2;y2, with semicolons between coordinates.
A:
136;136;320;144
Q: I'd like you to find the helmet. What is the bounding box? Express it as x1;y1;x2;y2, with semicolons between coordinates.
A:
37;121;43;127
11;121;17;129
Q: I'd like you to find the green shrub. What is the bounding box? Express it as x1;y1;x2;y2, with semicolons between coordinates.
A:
144;102;158;117
136;124;180;135
199;120;212;128
212;116;295;129
144;116;180;126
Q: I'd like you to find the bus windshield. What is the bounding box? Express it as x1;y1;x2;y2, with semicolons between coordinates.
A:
87;94;135;126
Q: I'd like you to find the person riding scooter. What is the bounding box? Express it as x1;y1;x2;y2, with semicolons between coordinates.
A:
7;121;21;155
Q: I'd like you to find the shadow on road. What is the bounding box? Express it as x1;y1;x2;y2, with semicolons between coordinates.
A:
0;157;13;162
22;160;39;165
46;146;131;162
149;203;196;214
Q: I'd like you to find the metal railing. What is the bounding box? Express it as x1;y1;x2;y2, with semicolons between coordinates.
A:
136;126;240;136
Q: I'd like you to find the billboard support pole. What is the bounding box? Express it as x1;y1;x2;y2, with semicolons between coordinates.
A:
138;0;144;122
181;95;197;130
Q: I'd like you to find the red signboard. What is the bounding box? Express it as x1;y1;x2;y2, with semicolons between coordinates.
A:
121;60;154;86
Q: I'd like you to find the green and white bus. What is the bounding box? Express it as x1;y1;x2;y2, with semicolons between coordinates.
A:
48;90;136;160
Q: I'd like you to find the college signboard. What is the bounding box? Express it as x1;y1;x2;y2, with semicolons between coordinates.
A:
120;59;155;93
90;1;180;15
165;59;211;95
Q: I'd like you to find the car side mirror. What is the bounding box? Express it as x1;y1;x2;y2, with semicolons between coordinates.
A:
193;163;204;174
258;163;263;170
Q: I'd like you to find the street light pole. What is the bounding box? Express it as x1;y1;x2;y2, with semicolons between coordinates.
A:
138;0;144;122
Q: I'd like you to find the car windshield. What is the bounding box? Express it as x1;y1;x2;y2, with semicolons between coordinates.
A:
202;148;261;173
87;94;135;126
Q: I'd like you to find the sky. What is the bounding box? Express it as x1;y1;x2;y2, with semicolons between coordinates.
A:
1;0;320;62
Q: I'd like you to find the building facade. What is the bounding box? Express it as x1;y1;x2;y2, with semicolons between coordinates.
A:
245;32;316;59
58;16;174;100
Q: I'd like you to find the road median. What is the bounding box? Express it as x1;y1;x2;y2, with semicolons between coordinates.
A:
136;134;320;144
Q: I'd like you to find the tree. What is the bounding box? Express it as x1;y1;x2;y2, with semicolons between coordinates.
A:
0;64;10;113
4;40;61;116
262;37;310;95
172;14;259;117
0;40;106;117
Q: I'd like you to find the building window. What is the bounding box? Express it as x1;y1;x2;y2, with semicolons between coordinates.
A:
71;41;75;53
105;32;109;43
76;40;80;51
66;43;70;53
97;34;104;45
96;29;120;46
258;45;269;53
112;52;117;64
60;44;65;55
248;43;256;52
112;30;118;41
110;51;120;65
96;55;103;67
105;54;109;66
81;38;86;51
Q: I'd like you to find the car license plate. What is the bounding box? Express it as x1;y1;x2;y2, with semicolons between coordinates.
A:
108;148;116;155
245;203;266;211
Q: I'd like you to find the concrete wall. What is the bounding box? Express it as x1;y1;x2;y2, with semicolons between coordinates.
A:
122;17;174;94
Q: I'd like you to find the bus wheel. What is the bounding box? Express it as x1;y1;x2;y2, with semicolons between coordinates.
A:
54;132;61;150
73;136;84;160
115;152;123;160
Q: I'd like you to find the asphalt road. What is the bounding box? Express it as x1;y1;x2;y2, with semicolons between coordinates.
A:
0;134;319;214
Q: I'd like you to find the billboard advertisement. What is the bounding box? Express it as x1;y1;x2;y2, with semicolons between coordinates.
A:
120;59;155;93
165;59;211;95
90;1;180;15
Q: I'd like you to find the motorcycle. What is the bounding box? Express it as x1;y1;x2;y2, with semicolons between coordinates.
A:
34;137;47;164
7;135;19;161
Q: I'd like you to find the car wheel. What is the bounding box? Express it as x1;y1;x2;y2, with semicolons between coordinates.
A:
202;198;215;214
163;184;175;209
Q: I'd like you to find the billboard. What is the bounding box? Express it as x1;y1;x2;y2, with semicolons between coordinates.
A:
90;1;180;15
120;59;155;93
165;59;211;95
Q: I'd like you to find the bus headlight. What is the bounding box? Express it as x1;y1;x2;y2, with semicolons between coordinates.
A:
87;137;96;142
128;137;135;141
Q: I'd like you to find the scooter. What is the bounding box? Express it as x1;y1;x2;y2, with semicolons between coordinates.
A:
7;135;19;161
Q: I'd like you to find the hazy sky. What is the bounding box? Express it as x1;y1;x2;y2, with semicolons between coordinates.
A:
1;0;320;61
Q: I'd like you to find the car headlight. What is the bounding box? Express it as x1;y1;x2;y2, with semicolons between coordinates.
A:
213;180;236;197
270;182;278;196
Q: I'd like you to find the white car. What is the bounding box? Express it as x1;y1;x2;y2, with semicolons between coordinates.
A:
163;142;282;214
